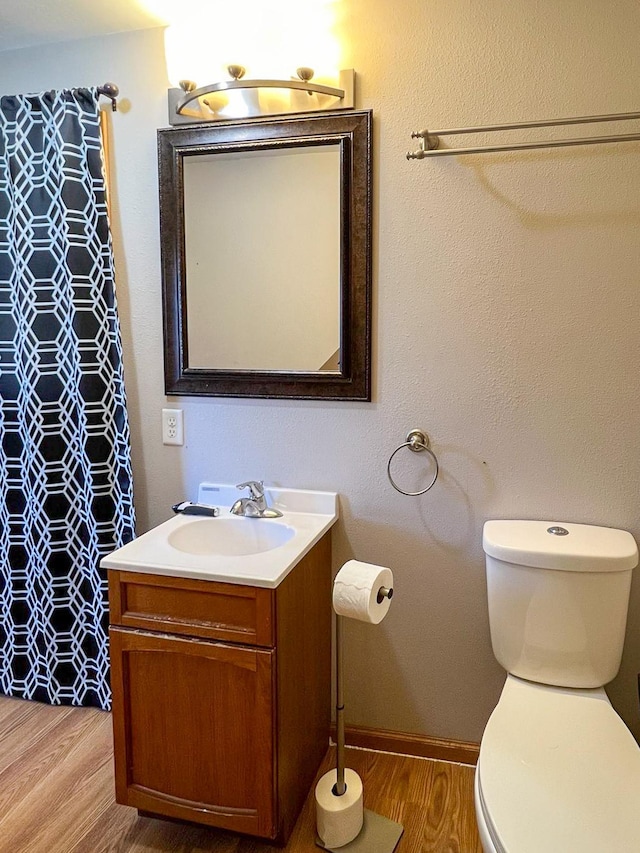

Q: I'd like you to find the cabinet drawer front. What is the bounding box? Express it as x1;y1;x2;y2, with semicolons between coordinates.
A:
110;627;276;838
109;570;274;646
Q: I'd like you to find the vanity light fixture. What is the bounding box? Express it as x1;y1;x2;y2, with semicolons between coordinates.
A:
168;66;355;125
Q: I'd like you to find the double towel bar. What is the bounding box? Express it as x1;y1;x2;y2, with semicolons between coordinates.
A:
407;108;640;159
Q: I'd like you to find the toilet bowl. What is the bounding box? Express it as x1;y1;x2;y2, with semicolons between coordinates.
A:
475;675;640;852
478;520;640;852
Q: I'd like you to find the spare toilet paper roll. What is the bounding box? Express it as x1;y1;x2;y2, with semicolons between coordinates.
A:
315;767;364;848
333;560;394;624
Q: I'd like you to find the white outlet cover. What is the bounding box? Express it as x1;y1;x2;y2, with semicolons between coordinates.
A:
162;408;184;445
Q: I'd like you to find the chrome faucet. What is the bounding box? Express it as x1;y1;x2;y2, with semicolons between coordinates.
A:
230;481;283;518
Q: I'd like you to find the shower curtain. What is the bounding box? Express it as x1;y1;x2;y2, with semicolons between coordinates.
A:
0;88;135;709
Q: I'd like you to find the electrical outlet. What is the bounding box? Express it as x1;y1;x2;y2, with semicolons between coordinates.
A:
162;408;184;445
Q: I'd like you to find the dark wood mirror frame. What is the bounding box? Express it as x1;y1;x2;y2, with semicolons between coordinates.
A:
158;110;372;400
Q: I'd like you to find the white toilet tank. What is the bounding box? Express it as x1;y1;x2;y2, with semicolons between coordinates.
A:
483;520;638;688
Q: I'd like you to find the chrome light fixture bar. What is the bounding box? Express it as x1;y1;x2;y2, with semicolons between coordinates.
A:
168;67;355;124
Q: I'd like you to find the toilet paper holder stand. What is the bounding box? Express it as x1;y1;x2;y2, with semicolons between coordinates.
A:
316;586;404;853
334;588;391;798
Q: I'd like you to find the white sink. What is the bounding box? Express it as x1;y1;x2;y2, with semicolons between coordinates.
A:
167;517;296;557
101;484;338;588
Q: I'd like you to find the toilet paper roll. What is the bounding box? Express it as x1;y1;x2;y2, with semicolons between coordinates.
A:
332;560;394;624
315;767;364;848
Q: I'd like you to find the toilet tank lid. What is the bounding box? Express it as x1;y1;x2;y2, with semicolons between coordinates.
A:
483;520;639;572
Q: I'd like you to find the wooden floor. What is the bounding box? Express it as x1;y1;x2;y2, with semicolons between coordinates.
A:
0;695;482;853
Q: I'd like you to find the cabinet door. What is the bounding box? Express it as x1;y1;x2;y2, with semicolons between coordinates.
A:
110;627;275;838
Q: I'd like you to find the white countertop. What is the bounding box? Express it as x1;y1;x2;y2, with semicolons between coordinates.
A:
100;484;338;589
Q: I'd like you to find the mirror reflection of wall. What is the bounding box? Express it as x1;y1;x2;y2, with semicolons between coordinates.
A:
183;145;341;372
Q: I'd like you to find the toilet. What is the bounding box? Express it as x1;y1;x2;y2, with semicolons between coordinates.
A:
476;520;640;852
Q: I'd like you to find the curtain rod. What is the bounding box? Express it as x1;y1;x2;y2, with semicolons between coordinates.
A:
407;108;640;159
97;83;119;112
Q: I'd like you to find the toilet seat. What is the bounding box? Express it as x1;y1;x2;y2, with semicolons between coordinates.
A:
476;674;640;853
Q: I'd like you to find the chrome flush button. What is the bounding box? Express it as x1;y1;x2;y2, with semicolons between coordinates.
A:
547;526;569;536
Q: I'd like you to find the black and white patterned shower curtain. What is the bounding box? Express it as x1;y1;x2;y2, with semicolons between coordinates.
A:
0;88;135;709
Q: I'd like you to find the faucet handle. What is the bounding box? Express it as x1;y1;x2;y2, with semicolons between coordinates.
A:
236;480;264;499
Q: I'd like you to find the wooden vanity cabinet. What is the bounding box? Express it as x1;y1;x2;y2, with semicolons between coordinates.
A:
108;532;331;843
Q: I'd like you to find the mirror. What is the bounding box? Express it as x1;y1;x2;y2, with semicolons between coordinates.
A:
158;110;372;400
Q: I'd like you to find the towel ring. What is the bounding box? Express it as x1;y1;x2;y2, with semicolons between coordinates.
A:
387;429;439;496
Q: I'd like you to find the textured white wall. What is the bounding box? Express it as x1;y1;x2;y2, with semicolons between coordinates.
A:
1;0;639;743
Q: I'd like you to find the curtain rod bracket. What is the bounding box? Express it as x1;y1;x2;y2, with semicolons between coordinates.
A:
98;83;119;112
